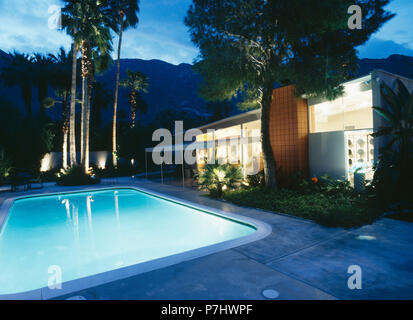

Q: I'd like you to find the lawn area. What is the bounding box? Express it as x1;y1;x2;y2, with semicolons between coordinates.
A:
222;187;382;229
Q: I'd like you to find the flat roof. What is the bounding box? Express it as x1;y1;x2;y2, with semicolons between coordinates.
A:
196;108;261;133
372;69;413;84
182;70;412;135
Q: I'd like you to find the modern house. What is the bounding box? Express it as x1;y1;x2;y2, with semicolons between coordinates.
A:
146;69;413;183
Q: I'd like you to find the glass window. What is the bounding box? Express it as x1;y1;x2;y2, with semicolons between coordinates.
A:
241;120;262;175
310;80;373;133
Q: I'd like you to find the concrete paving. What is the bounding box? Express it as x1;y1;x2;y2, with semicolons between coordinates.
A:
55;250;334;300
1;178;413;300
267;218;413;299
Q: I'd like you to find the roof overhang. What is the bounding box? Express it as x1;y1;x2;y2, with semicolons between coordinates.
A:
196;108;261;133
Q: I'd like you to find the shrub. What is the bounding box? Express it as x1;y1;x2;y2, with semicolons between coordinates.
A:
246;170;265;188
195;163;243;197
317;174;354;196
371;79;413;210
57;166;100;186
0;147;12;183
290;172;354;196
223;187;381;228
94;164;141;179
40;169;60;182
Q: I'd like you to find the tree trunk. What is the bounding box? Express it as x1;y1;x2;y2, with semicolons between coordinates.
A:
130;91;136;128
261;81;278;189
69;42;77;167
85;77;93;173
80;43;90;173
112;16;124;168
80;75;89;173
80;71;86;168
84;93;90;173
62;93;69;169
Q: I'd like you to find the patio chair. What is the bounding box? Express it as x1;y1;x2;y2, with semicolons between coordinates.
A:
10;173;29;192
27;173;44;190
0;178;12;192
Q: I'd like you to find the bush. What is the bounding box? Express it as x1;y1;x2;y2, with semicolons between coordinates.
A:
57;166;100;186
40;169;60;182
290;172;354;196
223;187;381;228
246;170;265;188
94;164;141;179
0;147;12;182
371;79;413;210
195;163;243;197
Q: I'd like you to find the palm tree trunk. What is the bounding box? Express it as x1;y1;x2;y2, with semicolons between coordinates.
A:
130;91;136;128
62;93;69;169
261;81;278;189
112;17;124;168
81;76;85;166
81;75;88;172
85;80;93;173
63;130;68;169
81;42;94;173
80;44;89;172
69;42;77;167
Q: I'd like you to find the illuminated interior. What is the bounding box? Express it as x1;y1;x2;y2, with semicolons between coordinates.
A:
196;132;214;167
196;121;263;176
241;120;262;175
215;125;241;165
309;76;375;181
309;78;373;133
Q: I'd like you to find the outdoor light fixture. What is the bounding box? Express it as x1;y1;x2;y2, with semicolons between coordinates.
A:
262;289;280;299
356;235;377;241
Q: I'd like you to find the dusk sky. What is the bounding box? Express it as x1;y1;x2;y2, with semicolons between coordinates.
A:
0;0;412;65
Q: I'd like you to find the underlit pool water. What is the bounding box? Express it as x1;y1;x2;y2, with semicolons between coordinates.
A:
0;188;255;295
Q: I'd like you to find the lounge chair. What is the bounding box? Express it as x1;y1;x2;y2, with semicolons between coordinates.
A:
10;174;29;192
27;174;43;190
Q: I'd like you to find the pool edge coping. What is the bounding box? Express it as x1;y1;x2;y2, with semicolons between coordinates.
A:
0;184;272;300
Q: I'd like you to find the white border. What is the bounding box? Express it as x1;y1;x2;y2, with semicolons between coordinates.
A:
0;185;272;300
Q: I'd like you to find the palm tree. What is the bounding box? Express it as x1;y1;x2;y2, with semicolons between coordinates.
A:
32;53;54;117
107;0;140;167
62;0;113;172
0;52;34;117
120;69;148;128
49;48;73;169
62;1;81;167
84;41;113;171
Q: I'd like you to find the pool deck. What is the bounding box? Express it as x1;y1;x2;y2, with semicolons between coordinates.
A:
1;177;413;300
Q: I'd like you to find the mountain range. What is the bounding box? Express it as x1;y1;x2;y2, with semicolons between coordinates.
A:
0;49;412;126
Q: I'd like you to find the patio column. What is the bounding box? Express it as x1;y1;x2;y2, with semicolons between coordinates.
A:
240;123;246;179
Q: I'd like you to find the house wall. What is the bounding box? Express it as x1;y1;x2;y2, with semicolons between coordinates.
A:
269;85;309;180
309;131;347;180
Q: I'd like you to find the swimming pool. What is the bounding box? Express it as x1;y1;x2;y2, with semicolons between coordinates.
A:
0;187;270;299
